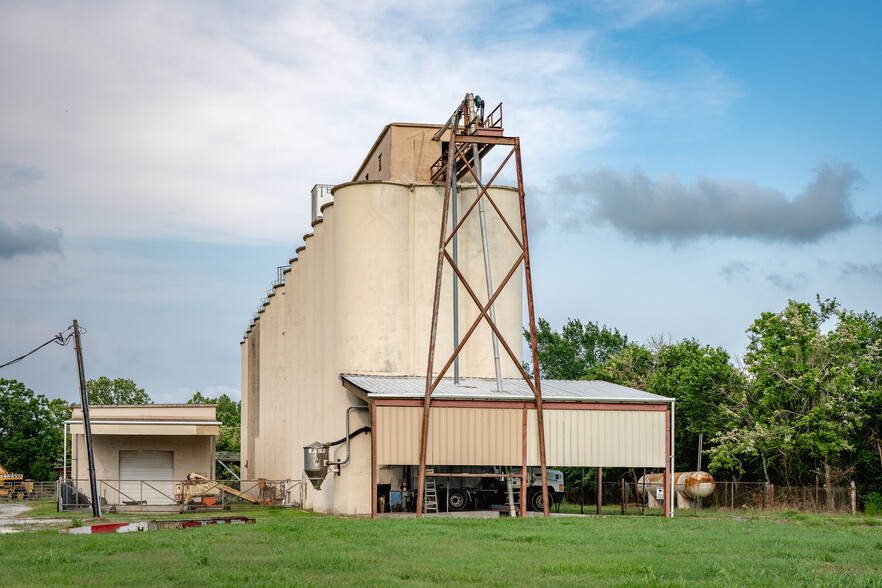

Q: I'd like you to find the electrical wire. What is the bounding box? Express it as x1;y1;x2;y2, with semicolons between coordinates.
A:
0;324;83;369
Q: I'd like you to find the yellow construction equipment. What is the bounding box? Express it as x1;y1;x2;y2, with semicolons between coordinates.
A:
0;463;34;500
175;472;260;507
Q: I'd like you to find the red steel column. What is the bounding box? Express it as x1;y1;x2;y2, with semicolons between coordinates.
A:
417;135;456;518
664;407;672;518
370;404;378;520
515;138;549;518
521;405;528;517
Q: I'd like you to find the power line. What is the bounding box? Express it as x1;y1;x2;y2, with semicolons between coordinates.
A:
0;324;82;369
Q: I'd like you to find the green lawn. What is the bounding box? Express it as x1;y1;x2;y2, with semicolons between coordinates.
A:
2;503;881;587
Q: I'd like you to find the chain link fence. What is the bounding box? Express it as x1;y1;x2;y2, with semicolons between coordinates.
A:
0;481;57;501
561;479;860;515
4;476;863;516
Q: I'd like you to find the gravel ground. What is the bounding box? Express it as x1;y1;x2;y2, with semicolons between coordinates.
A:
0;502;71;533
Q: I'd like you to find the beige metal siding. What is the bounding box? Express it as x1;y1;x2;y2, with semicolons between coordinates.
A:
527;409;667;467
376;406;521;466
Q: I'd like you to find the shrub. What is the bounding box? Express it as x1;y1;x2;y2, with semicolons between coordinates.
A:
863;492;882;516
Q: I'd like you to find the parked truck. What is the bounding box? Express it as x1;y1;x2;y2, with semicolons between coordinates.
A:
0;463;34;500
404;466;565;512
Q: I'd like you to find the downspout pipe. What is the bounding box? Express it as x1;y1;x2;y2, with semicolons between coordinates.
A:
433;96;468;142
327;406;370;468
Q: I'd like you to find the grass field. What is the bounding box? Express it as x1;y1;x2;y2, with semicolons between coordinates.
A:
2;502;881;587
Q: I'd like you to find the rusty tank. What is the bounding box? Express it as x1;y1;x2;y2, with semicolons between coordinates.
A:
636;471;716;499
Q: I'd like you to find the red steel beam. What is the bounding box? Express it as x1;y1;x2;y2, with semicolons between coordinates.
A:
418;105;549;518
664;407;672;518
521;405;528;517
371;404;378;520
417;126;457;518
425;472;524;478
515;137;549;517
427;250;527;394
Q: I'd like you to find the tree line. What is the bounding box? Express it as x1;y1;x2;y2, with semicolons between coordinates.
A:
0;377;241;480
526;296;882;497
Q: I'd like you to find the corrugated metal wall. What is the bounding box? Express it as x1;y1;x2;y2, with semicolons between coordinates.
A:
376;406;521;466
376;405;667;468
527;409;667;467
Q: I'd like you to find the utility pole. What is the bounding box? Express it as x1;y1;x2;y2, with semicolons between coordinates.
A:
73;320;101;518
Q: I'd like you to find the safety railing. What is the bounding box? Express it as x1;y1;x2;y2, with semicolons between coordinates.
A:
57;478;302;512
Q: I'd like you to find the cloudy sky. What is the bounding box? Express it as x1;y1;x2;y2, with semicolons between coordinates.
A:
1;0;880;403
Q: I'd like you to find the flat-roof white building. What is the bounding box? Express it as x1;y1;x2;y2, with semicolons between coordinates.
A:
67;404;220;506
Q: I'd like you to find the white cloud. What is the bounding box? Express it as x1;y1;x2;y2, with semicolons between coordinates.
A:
0;1;741;244
587;0;751;30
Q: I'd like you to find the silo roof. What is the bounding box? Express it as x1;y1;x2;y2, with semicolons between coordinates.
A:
341;375;673;404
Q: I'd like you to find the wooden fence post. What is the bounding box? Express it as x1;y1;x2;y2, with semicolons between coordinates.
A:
850;481;857;515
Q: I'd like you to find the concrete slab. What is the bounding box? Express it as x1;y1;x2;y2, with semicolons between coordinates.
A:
115;504;182;514
378;510;501;519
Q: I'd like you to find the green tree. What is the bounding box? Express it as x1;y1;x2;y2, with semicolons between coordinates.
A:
709;299;879;498
0;379;65;480
588;343;654;389
850;310;882;492
86;377;151;404
187;391;241;479
647;340;743;472
526;318;629;380
593;339;743;473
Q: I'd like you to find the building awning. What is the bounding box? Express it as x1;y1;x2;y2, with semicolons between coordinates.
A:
66;419;221;436
67;404;221;435
341;374;672;404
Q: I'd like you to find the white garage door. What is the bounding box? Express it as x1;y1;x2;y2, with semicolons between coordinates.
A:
119;451;174;505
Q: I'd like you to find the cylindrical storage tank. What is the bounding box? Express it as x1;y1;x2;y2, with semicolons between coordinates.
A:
332;182;415;375
332;180;525;379
635;473;665;495
637;472;716;498
674;471;716;499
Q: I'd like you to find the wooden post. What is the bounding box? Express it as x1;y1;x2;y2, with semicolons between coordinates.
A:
850;480;856;515
73;320;101;519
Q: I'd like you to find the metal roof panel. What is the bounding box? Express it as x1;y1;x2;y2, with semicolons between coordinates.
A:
341;375;673;403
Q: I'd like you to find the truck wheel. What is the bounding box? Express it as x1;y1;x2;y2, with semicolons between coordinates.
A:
529;489;546;511
447;489;468;511
12;487;26;500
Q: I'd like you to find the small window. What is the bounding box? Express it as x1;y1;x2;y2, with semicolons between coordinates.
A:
378;153;382;172
365;174;369;181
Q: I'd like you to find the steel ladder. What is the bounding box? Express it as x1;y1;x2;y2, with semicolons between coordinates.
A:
424;469;439;514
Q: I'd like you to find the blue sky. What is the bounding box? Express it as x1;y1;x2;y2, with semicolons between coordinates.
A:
1;0;880;403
